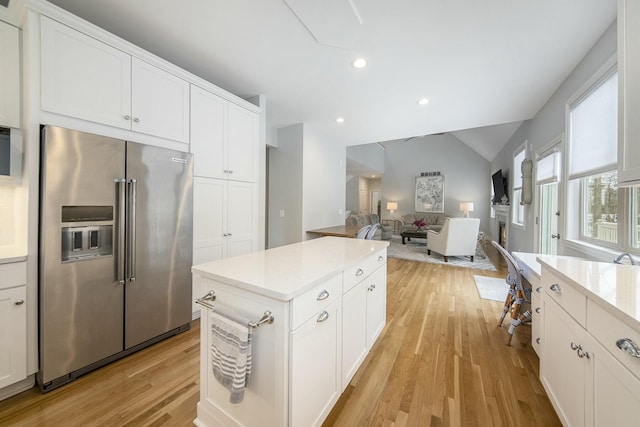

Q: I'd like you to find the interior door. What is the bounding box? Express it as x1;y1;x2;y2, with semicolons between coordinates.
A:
536;145;562;255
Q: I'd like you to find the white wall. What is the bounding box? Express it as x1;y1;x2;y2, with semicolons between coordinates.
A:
267;124;303;248
267;123;346;248
382;134;491;230
301;125;346;236
491;20;617;254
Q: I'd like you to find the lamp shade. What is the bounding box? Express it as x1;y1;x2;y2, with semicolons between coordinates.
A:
386;202;398;211
459;202;474;215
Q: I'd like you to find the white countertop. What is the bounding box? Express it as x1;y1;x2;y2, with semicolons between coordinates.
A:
537;255;640;327
192;237;389;301
0;246;27;264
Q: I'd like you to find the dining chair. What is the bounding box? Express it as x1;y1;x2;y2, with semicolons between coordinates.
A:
356;225;371;239
491;240;532;345
366;223;380;240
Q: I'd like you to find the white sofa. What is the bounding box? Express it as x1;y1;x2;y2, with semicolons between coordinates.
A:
426;217;481;262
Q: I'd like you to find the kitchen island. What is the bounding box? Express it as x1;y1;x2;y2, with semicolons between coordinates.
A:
192;237;389;427
537;256;640;426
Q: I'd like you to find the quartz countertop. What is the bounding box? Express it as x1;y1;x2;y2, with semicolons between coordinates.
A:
192;237;389;301
537;255;640;327
0;246;27;264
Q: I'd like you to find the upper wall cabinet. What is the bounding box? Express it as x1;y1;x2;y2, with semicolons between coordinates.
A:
0;21;20;129
191;85;258;182
618;0;640;186
40;16;189;144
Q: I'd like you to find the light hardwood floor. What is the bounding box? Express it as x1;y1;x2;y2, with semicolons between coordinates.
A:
0;248;561;426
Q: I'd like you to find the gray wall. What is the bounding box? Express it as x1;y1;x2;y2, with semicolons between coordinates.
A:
267;123;346;248
491;20;617;254
382;134;491;230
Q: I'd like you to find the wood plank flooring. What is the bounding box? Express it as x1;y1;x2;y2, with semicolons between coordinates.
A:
0;247;561;426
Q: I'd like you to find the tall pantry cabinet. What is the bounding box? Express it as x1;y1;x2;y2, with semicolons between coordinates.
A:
190;84;260;315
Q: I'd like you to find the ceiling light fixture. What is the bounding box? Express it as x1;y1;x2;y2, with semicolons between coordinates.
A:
417;98;429;105
336;117;345;124
352;58;367;69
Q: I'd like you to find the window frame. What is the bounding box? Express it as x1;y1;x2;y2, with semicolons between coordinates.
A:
562;55;639;257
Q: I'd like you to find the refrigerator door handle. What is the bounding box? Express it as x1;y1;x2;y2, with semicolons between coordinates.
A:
115;179;126;285
127;179;137;283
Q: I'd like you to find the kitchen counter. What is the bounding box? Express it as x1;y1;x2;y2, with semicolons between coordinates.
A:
192;236;389;301
193;236;389;426
537;255;640;328
0;247;27;264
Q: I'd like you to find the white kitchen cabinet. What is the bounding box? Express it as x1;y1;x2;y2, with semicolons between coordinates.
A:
290;298;342;427
531;285;542;355
0;21;20;128
190;85;258;183
341;279;367;388
193;177;257;263
618;0;640;186
0;261;27;390
192;238;388;427
541;294;593;427
192;177;257;313
40;16;189;143
538;257;640;427
366;266;387;348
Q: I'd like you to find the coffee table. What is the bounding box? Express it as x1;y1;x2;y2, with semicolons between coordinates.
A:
401;230;428;244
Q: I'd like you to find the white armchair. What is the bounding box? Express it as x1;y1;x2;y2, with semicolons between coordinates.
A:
426;217;481;262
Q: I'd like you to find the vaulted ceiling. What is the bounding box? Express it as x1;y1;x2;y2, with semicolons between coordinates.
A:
44;0;616;159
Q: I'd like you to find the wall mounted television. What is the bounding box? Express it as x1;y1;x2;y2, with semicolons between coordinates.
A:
492;169;508;204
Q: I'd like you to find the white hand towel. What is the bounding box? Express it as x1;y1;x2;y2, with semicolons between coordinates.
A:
210;308;253;404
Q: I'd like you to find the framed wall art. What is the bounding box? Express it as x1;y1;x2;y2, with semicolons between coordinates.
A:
415;175;444;213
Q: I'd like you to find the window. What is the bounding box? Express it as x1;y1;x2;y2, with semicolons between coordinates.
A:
512;144;526;226
567;64;619;248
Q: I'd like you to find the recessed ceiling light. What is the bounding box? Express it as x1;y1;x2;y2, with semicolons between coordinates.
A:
336;117;345;124
417;98;429;105
352;58;367;69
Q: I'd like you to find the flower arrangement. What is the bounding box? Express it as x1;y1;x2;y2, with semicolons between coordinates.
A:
412;219;426;230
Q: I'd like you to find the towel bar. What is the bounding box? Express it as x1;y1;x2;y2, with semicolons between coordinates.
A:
196;291;275;328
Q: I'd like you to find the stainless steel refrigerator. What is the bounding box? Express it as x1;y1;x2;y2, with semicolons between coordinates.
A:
38;125;193;391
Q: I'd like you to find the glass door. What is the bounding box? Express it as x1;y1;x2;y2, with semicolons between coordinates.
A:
536;145;562;254
538;182;559;254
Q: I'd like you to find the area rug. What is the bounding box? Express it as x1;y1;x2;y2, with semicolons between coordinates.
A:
473;275;509;302
386;236;496;271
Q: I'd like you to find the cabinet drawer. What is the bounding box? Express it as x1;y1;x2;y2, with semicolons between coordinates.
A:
291;274;342;330
588;299;640;380
0;261;27;291
343;249;387;293
542;270;586;326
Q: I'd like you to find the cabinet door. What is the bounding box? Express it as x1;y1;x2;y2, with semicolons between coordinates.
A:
190;85;226;179
618;0;640;185
226;181;257;258
131;58;190;143
531;292;542;355
366;266;387;349
342;281;367;389
227;103;257;183
40;16;131;129
0;21;20;128
592;339;640;427
0;286;27;388
541;296;591;427
290;299;341;427
193;177;227;264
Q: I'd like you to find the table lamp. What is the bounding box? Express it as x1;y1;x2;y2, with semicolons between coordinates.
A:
386;202;398;215
460;202;474;218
